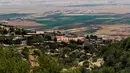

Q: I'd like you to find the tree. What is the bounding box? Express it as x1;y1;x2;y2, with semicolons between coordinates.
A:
33;54;62;73
91;66;115;73
21;47;29;60
0;46;30;73
121;67;130;73
0;29;8;35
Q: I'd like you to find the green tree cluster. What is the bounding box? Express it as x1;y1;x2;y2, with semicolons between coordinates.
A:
91;38;130;73
0;46;30;73
33;54;62;73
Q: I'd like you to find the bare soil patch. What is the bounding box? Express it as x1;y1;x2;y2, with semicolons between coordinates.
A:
7;20;43;27
96;24;130;36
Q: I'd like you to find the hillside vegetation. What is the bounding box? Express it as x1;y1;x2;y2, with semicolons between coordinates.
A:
1;36;130;73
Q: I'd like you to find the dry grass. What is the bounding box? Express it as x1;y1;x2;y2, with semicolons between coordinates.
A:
96;24;130;36
7;20;43;27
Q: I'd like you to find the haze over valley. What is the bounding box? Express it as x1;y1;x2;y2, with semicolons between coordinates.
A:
0;0;130;13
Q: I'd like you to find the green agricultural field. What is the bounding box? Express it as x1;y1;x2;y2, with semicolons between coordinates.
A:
0;13;30;19
84;29;97;34
2;13;130;31
34;14;107;26
33;14;130;28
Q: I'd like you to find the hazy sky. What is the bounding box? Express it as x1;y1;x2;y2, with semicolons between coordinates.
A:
0;0;130;7
0;0;130;13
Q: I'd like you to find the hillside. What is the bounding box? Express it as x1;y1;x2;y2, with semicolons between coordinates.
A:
0;24;130;73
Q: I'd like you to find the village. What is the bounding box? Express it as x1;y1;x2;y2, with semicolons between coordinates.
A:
0;23;113;46
0;21;130;73
1;22;130;72
0;23;110;69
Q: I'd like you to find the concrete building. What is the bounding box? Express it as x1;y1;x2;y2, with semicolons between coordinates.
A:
56;36;84;42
